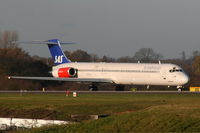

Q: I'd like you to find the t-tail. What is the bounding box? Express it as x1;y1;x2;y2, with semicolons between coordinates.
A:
14;39;74;65
47;39;71;65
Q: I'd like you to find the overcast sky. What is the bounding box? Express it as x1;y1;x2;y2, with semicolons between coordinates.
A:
0;0;200;59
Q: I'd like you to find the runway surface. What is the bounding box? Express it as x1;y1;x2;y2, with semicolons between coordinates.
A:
0;90;199;94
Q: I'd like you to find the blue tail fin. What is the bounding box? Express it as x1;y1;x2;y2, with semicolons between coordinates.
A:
47;39;71;65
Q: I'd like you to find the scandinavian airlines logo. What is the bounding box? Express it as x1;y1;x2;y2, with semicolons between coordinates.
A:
55;55;63;63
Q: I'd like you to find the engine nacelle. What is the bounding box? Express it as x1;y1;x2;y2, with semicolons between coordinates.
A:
57;67;77;78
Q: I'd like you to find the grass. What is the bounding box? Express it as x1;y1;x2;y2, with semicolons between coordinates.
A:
0;92;200;132
0;93;169;120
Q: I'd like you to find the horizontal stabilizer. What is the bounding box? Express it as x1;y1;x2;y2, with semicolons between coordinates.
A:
13;40;76;45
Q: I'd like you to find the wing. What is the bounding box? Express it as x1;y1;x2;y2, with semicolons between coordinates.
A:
8;76;113;83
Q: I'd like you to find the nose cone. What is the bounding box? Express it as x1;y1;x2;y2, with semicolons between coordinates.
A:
180;74;189;85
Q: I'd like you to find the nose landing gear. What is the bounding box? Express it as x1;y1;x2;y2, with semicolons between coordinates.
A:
177;86;183;92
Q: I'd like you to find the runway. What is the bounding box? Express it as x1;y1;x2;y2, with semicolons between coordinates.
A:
0;90;199;94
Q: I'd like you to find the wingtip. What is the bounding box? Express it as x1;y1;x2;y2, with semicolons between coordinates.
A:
7;76;11;80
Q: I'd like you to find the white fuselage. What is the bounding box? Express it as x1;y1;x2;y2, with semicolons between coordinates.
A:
52;62;189;86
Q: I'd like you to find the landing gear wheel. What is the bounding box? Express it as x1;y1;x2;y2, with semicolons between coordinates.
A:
89;84;98;91
177;86;183;92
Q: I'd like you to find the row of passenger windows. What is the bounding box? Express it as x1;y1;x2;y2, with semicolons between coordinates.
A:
80;69;158;73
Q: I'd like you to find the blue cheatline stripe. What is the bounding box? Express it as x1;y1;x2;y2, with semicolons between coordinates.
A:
47;39;71;65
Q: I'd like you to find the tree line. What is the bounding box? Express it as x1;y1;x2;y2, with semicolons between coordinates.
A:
0;31;200;90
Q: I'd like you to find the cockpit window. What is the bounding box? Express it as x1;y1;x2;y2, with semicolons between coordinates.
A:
169;68;183;73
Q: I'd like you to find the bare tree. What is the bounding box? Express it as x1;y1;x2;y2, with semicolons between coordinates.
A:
192;50;200;60
192;56;200;76
133;48;163;62
101;55;115;62
69;49;92;62
117;56;134;63
90;54;99;62
0;31;18;48
180;51;186;61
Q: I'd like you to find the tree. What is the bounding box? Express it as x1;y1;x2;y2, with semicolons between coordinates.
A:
192;50;200;60
101;55;115;62
117;56;134;63
0;31;18;48
133;48;163;62
64;50;71;59
69;49;92;62
90;54;100;62
192;56;200;76
180;51;186;61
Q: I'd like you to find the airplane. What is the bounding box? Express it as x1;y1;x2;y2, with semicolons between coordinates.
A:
8;39;189;91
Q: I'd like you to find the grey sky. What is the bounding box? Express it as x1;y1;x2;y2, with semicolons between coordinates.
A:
0;0;200;59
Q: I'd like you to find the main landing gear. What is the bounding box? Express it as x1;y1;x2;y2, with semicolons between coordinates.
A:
89;84;125;91
89;83;98;91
